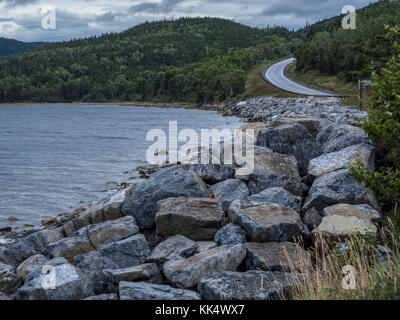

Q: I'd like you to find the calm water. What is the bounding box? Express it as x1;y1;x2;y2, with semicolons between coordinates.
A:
0;104;242;229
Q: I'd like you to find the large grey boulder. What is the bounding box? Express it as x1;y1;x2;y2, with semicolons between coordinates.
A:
214;224;247;245
1;228;64;266
104;263;162;285
229;204;310;243
303;169;379;212
0;262;20;295
97;263;163;293
16;254;51;283
184;164;235;184
313;215;378;241
307;144;375;181
247;151;302;196
256;123;322;176
119;281;200;300
245;242;311;272
121;166;205;229
322;203;381;223
163;244;246;289
48;216;139;262
317;123;371;153
63;188;127;236
270;117;331;138
245;187;302;213
84;294;118;300
147;235;198;265
16;261;93;300
312;203;382;241
155;197;224;241
210;179;249;212
198;270;300;300
74;234;150;275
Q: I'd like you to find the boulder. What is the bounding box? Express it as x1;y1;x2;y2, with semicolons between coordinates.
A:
184;164;235;184
247;151;302;196
302;208;322;229
147;235;198;264
0;292;11;300
313;215;378;240
84;294;118;300
119;281;200;300
49;216;139;262
194;241;218;254
245;187;301;212
214;224;247;246
48;228;94;262
0;262;20;295
16;261;93;300
63;188;127;236
16;257;69;285
163;244;246;289
210;179;249;212
229;204;309;243
307;144;375;181
198;270;300;300
270;118;331;138
86;216;139;248
1;228;65;266
245;242;311;272
317;124;371;153
16;254;48;283
322;203;381;224
96;263;163;293
121;166;204;229
256;123;322;175
74;234;150;275
303;169;379;212
104;263;162;285
155;197;224;241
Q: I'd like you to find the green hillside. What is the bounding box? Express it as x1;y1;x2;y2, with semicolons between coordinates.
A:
0;17;293;103
0;38;47;59
294;0;400;80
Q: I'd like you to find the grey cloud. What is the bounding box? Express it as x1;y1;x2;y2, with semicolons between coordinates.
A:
130;0;186;14
0;0;38;7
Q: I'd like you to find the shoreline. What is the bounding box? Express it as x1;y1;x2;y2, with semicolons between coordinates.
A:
0;101;209;110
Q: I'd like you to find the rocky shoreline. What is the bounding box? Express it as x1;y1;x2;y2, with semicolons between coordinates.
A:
0;96;385;300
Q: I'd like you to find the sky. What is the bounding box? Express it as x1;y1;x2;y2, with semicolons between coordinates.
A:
0;0;379;42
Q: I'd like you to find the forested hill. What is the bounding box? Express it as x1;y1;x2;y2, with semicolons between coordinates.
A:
0;17;293;103
294;0;400;80
0;38;47;59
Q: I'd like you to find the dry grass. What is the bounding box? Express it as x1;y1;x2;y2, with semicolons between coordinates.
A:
286;221;400;300
286;63;372;109
242;57;302;100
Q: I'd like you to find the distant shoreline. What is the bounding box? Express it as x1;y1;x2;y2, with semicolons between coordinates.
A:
0;101;216;111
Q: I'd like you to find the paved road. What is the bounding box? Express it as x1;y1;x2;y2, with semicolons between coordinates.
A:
264;57;339;96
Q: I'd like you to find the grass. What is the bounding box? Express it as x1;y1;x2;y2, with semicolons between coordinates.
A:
241;57;302;100
286;221;400;300
286;63;372;109
241;58;371;110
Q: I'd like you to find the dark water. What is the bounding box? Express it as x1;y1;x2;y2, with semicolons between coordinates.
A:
0;104;242;229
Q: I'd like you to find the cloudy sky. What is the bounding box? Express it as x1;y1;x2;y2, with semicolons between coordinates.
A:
0;0;378;42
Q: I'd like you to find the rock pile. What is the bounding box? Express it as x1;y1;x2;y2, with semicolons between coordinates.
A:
0;96;381;300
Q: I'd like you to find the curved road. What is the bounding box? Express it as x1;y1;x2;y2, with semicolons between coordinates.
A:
264;57;339;96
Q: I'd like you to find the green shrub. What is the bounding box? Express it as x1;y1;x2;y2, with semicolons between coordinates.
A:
350;25;400;220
